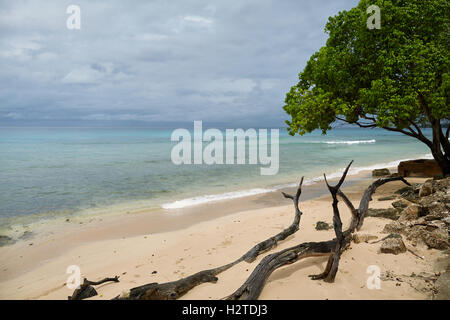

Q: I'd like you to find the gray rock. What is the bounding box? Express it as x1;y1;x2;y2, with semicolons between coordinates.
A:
315;221;333;231
422;227;449;250
405;224;449;250
382;221;406;234
380;236;407;255
372;168;391;177
395;186;413;195
391;199;410;210
367;208;400;220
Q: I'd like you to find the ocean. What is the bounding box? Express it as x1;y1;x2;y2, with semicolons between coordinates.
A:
0;126;432;233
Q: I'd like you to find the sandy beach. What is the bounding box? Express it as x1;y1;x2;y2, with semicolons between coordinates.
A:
0;171;447;300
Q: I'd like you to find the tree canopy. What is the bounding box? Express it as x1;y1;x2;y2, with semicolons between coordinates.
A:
283;0;449;173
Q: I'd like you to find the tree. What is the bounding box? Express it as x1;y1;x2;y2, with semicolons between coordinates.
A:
283;0;449;175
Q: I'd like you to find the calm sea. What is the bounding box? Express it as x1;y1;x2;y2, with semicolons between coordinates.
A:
0;126;432;232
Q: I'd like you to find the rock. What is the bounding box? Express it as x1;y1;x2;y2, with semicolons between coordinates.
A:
395;186;413;195
405;224;449;250
422;226;449;250
382;221;406;234
380;236;407;255
423;202;449;221
372;168;391;177
391;199;410;210
398;159;443;177
394;186;420;202
419;180;434;197
412;183;423;193
378;195;397;201
352;233;378;243
315;221;333;230
367;208;400;220
0;235;15;247
398;204;422;222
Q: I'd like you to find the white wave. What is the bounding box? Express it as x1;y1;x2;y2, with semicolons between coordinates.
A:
279;139;376;145
161;153;433;210
161;188;276;209
325;139;376;145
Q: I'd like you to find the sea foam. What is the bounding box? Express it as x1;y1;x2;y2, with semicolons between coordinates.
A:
161;153;433;210
325;139;376;144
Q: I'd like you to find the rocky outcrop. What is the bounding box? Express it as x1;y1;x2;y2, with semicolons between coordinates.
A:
398;159;443;177
381;177;450;250
372;168;390;177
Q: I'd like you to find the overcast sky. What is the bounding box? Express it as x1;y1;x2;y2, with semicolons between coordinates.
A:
0;0;360;127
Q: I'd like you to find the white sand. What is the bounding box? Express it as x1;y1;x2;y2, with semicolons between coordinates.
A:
0;177;445;300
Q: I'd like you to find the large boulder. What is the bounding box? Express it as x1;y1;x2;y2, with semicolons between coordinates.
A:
380;235;407;254
398;159;443;177
372;168;391;177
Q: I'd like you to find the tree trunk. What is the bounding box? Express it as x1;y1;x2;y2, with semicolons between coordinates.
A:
430;121;450;176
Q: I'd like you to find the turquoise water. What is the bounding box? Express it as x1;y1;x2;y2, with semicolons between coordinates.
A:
0;126;431;229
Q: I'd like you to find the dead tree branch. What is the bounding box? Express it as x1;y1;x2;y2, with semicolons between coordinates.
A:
68;276;119;300
226;164;411;300
111;178;306;300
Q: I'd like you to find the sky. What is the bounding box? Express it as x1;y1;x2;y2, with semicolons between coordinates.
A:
0;0;360;127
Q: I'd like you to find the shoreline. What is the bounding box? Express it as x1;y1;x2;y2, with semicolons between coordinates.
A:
0;166;447;299
1;152;433;241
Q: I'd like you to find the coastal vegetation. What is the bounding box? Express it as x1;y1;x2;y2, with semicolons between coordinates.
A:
283;0;450;174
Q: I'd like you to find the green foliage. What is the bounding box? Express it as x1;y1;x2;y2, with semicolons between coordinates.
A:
284;0;449;136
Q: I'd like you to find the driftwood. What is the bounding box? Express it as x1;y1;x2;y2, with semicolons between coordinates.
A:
226;163;411;300
112;178;306;300
68;276;119;300
70;162;411;300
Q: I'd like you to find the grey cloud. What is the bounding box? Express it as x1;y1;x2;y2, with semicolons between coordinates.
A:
0;0;360;126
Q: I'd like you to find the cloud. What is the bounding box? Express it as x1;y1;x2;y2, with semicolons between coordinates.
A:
183;15;213;25
0;0;360;126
